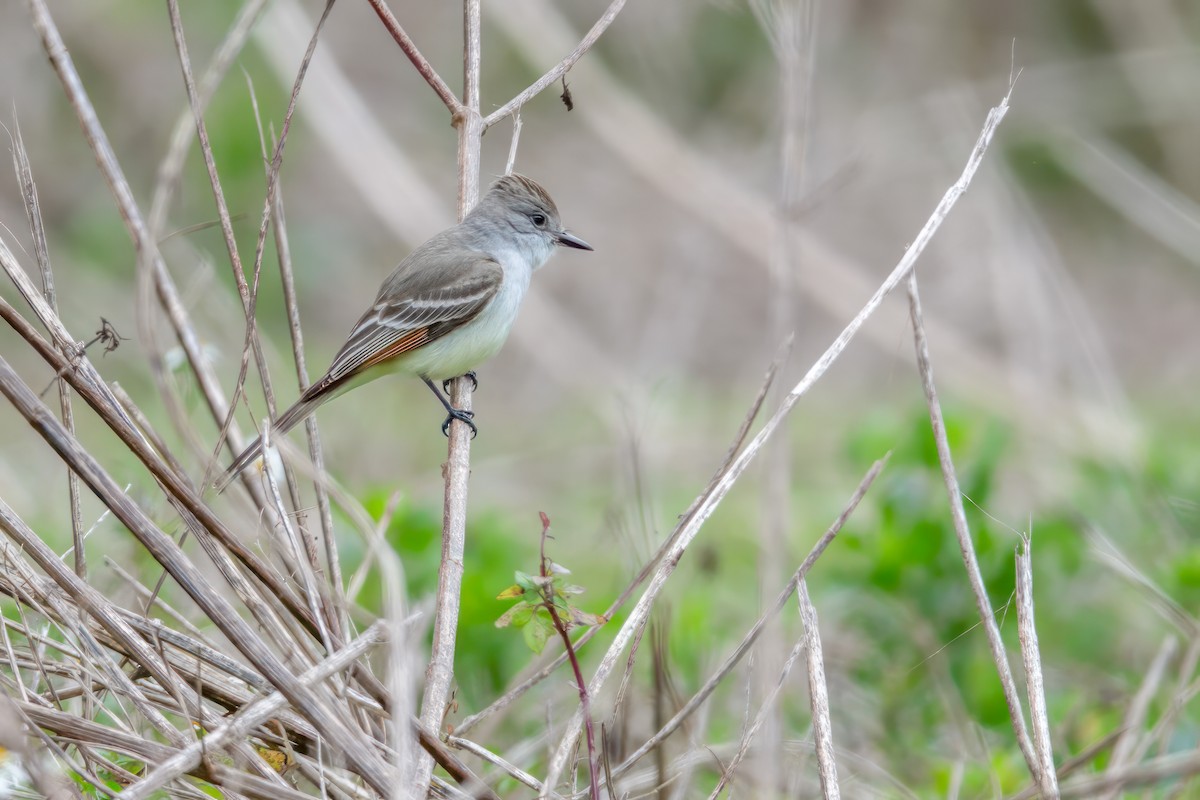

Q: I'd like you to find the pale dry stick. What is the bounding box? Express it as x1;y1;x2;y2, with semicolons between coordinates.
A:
1096;634;1176;800
123;620;387;800
459;339;786;739
10;119;85;582
797;581;840;800
706;630;809;799
446;734;563;797
260;422;335;656
906;271;1039;778
544;88;1014;793
1015;535;1059;799
610;455;888;783
271;181;343;622
481;0;627;129
604;603;653;769
256;0;447;243
0;607;29;703
165;0;278;429
505;109;524;175
242;99;327;580
414;0;483;789
0;357;394;793
10;116;98;774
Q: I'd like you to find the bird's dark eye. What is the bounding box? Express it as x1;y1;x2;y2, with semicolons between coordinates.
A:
530;213;547;227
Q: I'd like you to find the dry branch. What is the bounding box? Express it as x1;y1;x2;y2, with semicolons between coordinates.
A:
1016;535;1059;798
906;272;1038;776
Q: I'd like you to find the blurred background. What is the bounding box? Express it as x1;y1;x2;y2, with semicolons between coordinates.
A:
1;0;1199;795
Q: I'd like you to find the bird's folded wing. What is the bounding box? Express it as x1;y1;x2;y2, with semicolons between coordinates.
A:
319;256;503;388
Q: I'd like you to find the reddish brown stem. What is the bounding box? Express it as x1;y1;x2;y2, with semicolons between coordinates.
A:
538;512;600;800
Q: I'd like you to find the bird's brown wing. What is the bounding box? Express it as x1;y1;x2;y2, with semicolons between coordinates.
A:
308;254;503;397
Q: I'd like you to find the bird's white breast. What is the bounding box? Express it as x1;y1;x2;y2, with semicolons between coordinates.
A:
396;245;536;381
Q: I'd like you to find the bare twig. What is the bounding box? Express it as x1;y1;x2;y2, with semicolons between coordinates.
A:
363;0;461;114
1015;534;1059;799
505;109;524;175
446;733;560;797
271;181;343;623
482;0;628;129
798;581;840;799
10;119;85;582
906;270;1038;776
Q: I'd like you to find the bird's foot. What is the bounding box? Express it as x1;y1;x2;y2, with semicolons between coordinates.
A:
441;407;478;438
442;371;479;394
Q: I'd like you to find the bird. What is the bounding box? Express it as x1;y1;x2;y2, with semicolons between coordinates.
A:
215;173;592;491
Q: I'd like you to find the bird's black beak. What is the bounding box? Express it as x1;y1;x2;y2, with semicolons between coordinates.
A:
555;230;593;251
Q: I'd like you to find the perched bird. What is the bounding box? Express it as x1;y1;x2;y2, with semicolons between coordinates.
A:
215;174;592;491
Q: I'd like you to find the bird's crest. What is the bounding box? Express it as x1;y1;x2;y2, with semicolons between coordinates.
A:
490;173;559;216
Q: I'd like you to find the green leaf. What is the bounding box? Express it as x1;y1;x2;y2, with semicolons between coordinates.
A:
495;602;536;629
523;618;551;654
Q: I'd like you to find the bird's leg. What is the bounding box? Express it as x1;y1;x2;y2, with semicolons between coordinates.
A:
423;377;478;438
442;371;478;394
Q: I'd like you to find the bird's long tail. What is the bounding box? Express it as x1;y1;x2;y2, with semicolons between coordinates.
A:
213;393;325;493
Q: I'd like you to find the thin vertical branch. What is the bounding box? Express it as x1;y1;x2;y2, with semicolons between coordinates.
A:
11;120;85;582
1016;535;1060;799
415;0;482;790
798;581;840;799
272;186;344;624
906;271;1039;777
